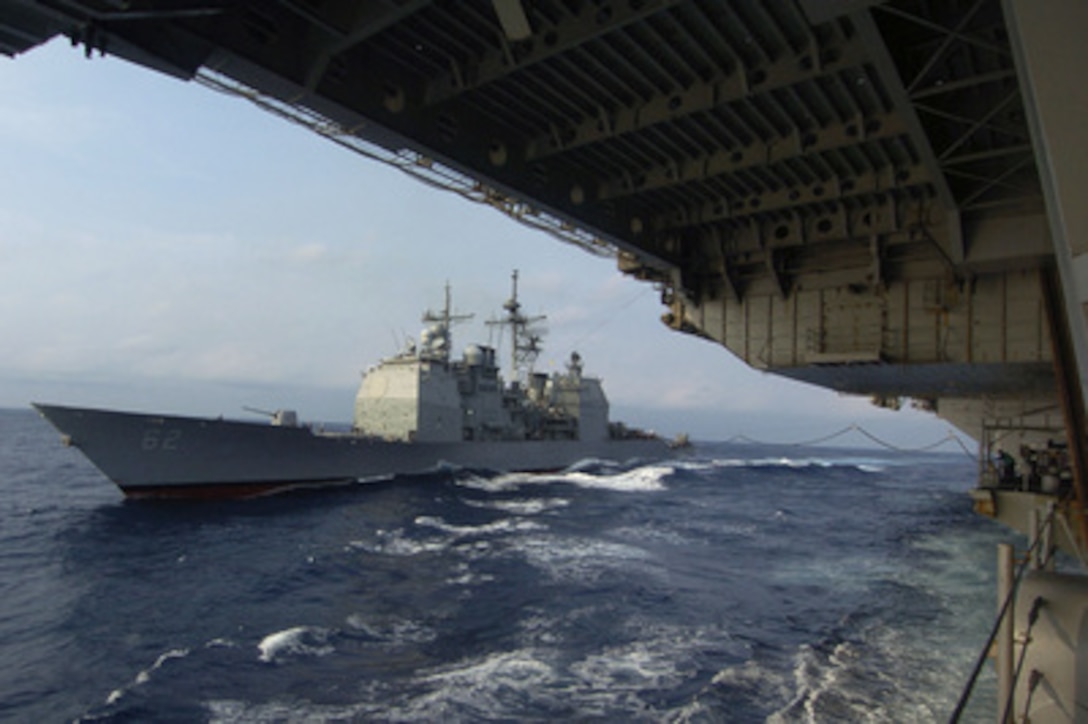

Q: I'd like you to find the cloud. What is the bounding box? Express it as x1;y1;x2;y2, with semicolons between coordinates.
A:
289;242;330;262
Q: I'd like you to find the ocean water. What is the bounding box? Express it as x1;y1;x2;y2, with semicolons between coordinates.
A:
0;407;1009;722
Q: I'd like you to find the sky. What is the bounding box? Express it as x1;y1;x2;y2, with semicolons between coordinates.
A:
0;39;961;447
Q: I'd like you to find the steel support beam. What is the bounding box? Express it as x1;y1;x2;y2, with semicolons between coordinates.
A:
524;32;870;162
596;110;910;203
424;0;683;105
850;9;961;260
1004;0;1088;428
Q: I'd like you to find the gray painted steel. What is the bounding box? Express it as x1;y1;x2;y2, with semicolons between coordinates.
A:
34;403;667;498
33;277;671;498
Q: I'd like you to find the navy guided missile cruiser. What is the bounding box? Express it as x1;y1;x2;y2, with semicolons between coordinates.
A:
34;272;669;499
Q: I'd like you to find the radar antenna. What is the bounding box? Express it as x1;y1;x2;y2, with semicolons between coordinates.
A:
486;270;546;381
420;282;473;362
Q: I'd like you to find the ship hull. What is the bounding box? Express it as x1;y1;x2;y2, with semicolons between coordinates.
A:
33;404;670;499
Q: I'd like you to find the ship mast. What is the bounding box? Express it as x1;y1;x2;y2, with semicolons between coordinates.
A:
421;282;472;362
487;270;546;381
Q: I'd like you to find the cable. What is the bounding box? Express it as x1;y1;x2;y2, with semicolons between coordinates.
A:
727;425;853;447
948;433;976;458
728;425;974;457
948;507;1058;723
1019;670;1043;722
568;286;652;350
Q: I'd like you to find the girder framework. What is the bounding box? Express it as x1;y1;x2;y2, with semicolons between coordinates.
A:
0;0;1042;297
0;0;1057;409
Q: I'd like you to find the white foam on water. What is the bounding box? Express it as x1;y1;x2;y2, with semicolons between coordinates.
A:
708;456;888;473
710;457;758;468
418;649;556;688
758;628;972;723
209;653;565;722
346;528;451;557
392;649;561;720
458;464;671;493
413;515;548;538
344;614;437;645
462;497;571;515
136;648;190;684
256;625;334;663
569;639;687;692
705;456;828;470
513;534;660;583
105;646;191;706
558;620;739;716
673;459;723;472
444;560;497;586
445;570;497;586
710;658;794;704
859;625;979;722
451;538;498;561
206;698;376;723
211;620;745;721
456;471;539;492
764;457;833;469
514;612;564;647
771;642;858;722
560;464;672;492
693;654;846;723
564;457;616;472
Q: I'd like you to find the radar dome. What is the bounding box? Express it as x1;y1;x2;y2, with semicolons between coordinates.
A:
464;344;484;366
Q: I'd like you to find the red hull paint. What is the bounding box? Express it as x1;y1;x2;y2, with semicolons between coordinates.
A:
121;478;356;500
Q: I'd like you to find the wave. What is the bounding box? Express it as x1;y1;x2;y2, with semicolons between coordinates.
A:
257;625;335;663
104;647;191;706
397;619;741;719
562;464;672;491
457;462;673;493
513;535;660;584
346;528;452;557
97;638;237;712
674;456;892;480
206;698;375;722
347;514;548;560
461;497;571;515
344;615;437;645
413;515;547;538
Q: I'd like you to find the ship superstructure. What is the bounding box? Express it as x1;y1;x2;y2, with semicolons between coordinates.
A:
35;274;666;499
354;272;613;445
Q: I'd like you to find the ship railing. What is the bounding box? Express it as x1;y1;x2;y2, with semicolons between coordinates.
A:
949;499;1079;723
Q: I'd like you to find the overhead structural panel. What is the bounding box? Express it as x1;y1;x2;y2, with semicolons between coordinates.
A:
1003;0;1088;405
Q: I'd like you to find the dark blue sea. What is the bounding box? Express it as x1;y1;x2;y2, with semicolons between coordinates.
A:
1;407;1009;722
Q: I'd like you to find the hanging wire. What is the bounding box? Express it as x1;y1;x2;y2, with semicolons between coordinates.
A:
727;424;974;458
1019;670;1044;722
727;425;856;447
948;503;1059;723
568;286;653;350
